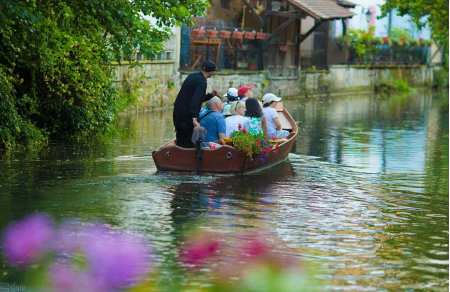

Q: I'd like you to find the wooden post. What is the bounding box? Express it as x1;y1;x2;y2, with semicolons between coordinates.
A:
294;18;301;68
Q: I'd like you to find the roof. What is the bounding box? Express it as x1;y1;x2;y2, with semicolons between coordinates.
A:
287;0;354;20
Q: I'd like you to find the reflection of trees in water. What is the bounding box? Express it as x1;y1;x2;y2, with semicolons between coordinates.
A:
158;162;296;288
373;92;449;289
168;162;296;238
286;92;434;169
117;111;174;148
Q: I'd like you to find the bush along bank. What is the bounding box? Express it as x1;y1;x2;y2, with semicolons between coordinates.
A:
0;0;208;153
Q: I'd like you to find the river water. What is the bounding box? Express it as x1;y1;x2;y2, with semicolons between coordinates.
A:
0;91;448;290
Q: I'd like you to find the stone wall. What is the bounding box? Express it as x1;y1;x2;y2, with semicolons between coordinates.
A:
181;65;434;99
296;65;435;98
114;63;436;111
112;60;179;111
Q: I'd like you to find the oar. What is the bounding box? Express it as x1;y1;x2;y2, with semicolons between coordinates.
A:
192;126;206;174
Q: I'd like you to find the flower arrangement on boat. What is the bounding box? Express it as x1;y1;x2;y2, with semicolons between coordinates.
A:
231;126;271;158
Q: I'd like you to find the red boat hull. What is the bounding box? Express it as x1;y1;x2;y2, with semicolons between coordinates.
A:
152;109;298;174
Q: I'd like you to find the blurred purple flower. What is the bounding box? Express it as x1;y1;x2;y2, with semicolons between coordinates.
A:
80;225;152;289
180;238;220;266
2;213;54;266
52;220;86;254
49;262;101;292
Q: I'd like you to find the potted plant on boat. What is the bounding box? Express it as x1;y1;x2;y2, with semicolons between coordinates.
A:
231;127;269;158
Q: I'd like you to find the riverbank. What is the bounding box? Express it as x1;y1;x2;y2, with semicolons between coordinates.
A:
114;62;443;112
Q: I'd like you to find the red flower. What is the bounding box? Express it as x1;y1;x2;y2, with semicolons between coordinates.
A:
180;239;220;267
241;128;247;134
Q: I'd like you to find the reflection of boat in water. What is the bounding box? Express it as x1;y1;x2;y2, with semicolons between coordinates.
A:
152;108;298;175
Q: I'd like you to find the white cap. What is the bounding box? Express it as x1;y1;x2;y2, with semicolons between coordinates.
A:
262;93;282;105
223;88;238;99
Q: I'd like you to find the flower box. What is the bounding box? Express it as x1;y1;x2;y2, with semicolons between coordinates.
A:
256;32;268;40
220;30;231;39
192;28;205;38
232;30;244;41
244;31;256;40
207;29;218;38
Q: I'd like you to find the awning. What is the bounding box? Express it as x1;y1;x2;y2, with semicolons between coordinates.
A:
287;0;354;20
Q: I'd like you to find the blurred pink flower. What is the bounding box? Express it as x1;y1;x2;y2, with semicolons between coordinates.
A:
180;238;220;266
81;225;152;289
2;213;54;266
242;237;270;258
49;262;101;292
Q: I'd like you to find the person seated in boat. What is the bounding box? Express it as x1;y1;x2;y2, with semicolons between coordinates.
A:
199;96;226;147
222;87;238;117
262;93;289;139
237;85;254;102
225;101;248;137
244;97;267;137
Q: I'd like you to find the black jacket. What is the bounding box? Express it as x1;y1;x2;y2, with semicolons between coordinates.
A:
173;72;213;120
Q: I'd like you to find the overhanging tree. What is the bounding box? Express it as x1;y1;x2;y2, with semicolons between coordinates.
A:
0;0;207;150
381;0;449;49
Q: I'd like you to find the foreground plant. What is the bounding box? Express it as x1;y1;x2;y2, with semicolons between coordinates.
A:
2;214;321;291
2;214;152;291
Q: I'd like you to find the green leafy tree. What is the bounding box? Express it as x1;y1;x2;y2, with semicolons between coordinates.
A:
381;0;448;47
0;0;207;151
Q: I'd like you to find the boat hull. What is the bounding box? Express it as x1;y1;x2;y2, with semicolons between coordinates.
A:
152;109;298;174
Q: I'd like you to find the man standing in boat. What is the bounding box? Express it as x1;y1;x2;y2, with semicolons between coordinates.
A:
173;60;218;148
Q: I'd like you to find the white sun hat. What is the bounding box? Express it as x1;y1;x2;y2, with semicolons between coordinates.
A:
223;88;238;101
262;93;282;105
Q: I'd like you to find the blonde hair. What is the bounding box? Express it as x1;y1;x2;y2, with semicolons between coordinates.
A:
230;101;246;115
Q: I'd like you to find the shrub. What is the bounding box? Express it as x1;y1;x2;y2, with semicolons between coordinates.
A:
0;0;208;152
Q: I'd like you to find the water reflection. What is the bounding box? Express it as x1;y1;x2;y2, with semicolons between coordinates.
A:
0;91;447;290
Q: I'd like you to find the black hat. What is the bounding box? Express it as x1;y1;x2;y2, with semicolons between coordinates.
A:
201;60;217;72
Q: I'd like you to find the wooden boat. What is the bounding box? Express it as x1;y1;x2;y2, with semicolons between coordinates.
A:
152;107;298;175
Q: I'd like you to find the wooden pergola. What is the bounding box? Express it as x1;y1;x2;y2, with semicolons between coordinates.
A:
256;0;355;68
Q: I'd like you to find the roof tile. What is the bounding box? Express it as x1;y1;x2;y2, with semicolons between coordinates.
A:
287;0;354;20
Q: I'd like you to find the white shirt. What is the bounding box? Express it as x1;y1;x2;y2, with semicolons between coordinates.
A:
225;115;249;137
263;107;278;138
